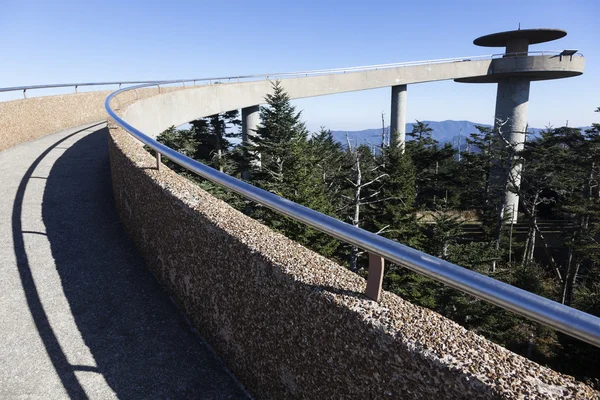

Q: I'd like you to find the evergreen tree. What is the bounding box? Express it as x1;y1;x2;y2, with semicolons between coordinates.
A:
408;120;434;143
371;145;438;307
156;116;246;209
308;127;344;201
518;127;568;274
190;111;241;173
458;126;495;213
546;125;600;305
369;145;420;246
154;126;198;174
251;81;339;256
253;81;308;190
551;109;600;388
459;125;514;271
406;121;458;209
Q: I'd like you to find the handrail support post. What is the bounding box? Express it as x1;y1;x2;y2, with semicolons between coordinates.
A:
366;253;385;302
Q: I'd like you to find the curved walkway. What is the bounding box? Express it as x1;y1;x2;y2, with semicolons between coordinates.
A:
0;123;248;399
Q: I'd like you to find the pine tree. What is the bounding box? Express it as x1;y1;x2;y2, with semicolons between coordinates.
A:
408;120;434;143
253;81;307;190
517;127;567;275
308;127;344;201
370;144;420;246
546;124;600;306
458;126;498;223
406;121;458;209
154;126;199;174
251;81;339;257
368;144;439;307
190;111;241;173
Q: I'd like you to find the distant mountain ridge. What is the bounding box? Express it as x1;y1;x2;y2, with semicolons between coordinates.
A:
330;120;590;149
332;120;491;147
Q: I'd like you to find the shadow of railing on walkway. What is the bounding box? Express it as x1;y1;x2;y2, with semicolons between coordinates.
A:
12;125;246;398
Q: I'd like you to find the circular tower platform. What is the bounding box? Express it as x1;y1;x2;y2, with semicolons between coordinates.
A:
454;55;584;83
455;28;582;84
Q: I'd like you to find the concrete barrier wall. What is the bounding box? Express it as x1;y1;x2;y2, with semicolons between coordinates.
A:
107;125;597;399
121;55;583;137
122;59;496;136
0;87;183;152
0;90;112;152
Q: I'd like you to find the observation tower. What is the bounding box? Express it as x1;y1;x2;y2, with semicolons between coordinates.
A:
455;28;584;222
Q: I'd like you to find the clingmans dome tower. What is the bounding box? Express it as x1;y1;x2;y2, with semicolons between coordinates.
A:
456;28;584;223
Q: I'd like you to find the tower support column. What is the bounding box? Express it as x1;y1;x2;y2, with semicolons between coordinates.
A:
493;77;530;223
241;105;261;179
390;85;407;151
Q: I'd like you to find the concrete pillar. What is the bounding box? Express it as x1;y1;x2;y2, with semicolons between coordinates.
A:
492;77;531;223
241;105;261;179
390;85;407;151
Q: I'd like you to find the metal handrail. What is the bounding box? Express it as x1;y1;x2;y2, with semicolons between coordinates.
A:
0;81;161;99
2;50;583;99
0;81;158;93
103;54;599;348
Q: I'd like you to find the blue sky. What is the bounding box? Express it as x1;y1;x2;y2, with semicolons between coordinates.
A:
1;0;598;131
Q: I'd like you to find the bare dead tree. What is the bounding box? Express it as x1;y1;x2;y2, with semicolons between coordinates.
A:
381;111;387;150
457;128;462;162
489;118;513;272
341;133;388;271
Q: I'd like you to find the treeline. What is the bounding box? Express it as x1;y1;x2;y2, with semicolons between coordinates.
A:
154;81;600;387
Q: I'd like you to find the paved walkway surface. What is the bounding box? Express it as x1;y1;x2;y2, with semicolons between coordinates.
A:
0;123;248;399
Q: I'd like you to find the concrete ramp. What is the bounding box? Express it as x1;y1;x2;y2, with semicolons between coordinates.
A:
0;123;247;398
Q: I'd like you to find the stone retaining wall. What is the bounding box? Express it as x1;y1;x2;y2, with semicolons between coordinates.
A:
107;124;597;399
0;87;182;152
